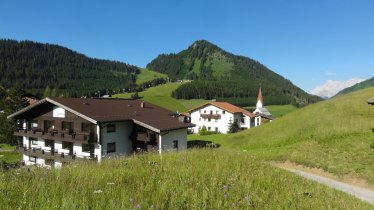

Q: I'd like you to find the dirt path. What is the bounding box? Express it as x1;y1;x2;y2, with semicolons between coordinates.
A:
274;162;374;205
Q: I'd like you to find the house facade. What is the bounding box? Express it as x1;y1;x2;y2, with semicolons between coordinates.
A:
8;98;194;168
189;102;259;134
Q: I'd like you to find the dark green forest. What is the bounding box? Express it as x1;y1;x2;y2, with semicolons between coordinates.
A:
0;40;140;97
147;40;321;106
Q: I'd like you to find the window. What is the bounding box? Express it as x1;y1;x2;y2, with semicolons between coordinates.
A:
62;122;74;133
199;110;201;113
215;127;218;132
204;110;206;113
82;143;94;153
210;110;213;115
216;110;219;114
107;124;116;133
173;140;178;149
208;127;211;131
199;118;201;121
107;142;116;153
215;119;218;122
30;120;38;128
241;118;245;123
44;120;55;131
208;118;211;122
82;123;95;133
62;141;73;150
45;139;54;147
30;137;38;145
29;156;37;163
223;111;226;114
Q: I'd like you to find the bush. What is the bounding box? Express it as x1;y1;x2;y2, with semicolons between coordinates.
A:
198;126;217;136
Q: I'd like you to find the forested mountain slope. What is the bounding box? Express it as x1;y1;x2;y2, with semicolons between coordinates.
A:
335;76;374;96
0;39;140;97
147;40;321;106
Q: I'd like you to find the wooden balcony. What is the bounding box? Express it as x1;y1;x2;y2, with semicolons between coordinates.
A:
14;128;97;144
15;146;97;163
200;114;221;119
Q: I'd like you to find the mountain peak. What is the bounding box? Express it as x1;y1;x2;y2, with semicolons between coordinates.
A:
188;40;222;52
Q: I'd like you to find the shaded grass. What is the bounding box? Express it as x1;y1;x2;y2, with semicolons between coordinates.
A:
0;144;15;150
113;82;208;112
0;149;371;209
0;152;21;164
188;87;374;184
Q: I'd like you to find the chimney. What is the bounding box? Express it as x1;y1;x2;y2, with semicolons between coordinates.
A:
141;101;145;108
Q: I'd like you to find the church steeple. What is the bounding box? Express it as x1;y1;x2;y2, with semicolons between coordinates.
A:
256;87;263;109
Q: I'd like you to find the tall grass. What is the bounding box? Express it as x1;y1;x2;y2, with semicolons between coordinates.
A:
0;149;371;209
189;88;374;183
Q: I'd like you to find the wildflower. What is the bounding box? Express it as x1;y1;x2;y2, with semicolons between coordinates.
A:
223;185;228;190
93;190;103;194
224;194;228;198
135;204;141;209
232;202;236;207
129;197;134;202
107;182;115;185
243;194;250;200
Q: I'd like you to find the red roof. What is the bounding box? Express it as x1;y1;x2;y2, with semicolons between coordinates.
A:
189;101;255;117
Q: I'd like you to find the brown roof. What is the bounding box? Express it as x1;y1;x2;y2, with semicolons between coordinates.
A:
8;98;194;132
189;101;256;117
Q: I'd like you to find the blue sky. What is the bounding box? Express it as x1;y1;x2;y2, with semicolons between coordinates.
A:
0;0;373;93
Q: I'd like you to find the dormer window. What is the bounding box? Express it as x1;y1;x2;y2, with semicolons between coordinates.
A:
107;124;116;133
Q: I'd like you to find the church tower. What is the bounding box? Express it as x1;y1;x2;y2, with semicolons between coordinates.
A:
256;87;263;109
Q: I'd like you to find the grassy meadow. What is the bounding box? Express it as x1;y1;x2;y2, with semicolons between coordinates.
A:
113;82;208;112
136;68;168;85
1;149;371;209
189;87;374;184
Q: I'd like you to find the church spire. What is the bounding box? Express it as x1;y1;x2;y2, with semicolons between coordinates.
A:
256;87;263;108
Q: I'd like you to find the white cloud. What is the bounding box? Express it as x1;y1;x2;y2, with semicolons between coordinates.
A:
310;78;365;98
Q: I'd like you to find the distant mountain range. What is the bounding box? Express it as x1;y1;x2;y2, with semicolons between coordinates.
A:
0;39;321;106
335;76;374;97
147;40;321;106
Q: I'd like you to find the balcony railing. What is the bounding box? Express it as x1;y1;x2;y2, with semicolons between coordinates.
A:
14;128;97;144
200;114;221;119
15;146;97;163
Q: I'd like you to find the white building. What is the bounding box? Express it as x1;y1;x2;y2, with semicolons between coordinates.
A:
253;88;273;125
189;102;259;134
8;98;194;168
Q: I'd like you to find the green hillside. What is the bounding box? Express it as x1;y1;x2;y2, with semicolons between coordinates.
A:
335;76;374;96
136;68;168;85
1;150;371;209
189;87;374;184
147;40;321;107
0;39;140;97
113;82;208;112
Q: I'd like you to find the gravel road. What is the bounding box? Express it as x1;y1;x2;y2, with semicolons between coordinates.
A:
285;168;374;205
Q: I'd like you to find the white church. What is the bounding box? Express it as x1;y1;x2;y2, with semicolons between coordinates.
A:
188;88;272;134
253;88;273;122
